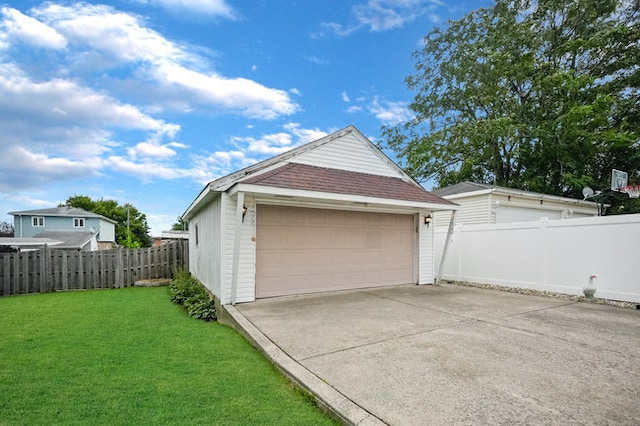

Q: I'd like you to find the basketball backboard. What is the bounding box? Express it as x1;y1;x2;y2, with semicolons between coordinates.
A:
611;169;628;192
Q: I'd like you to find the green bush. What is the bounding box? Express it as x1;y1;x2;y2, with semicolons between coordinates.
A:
169;270;216;321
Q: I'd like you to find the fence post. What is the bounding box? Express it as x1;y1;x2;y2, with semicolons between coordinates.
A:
115;248;124;288
2;254;10;296
39;245;47;293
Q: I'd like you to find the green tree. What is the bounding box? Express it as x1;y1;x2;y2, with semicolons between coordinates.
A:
63;196;152;248
383;0;639;211
0;220;16;252
0;221;14;237
171;216;188;231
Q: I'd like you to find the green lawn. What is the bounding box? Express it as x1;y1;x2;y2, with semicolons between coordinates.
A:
0;287;336;425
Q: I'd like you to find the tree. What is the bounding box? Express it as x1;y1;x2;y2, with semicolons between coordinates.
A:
0;220;16;252
63;196;152;248
383;0;639;211
0;221;14;237
171;216;188;231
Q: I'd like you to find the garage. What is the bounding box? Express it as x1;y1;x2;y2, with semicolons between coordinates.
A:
183;126;457;305
256;205;415;298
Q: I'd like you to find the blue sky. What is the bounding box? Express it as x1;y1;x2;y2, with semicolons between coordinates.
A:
0;0;490;235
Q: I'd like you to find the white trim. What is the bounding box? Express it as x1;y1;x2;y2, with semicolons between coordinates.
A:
229;183;458;212
445;187;599;208
230;192;244;305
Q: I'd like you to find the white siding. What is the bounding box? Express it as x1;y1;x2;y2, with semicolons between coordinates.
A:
98;219;115;242
292;133;401;178
221;193;256;304
418;213;434;284
434;194;489;227
189;194;223;298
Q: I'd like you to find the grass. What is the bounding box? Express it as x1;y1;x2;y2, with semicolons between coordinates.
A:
0;287;336;425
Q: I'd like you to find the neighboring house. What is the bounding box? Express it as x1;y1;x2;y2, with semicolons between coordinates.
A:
8;206;117;250
153;230;189;247
182;125;457;305
432;181;600;227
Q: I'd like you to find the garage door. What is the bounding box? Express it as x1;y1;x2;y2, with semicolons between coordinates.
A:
256;205;415;298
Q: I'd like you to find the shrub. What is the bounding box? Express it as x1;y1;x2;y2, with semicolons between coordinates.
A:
169;270;216;321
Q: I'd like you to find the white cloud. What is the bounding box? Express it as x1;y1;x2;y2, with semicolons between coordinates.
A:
347;105;363;113
0;7;66;49
104;156;186;181
155;63;298;119
283;123;329;145
33;3;187;65
0;146;99;192
318;0;441;36
342;91;351;102
0;66;178;146
127;142;178;159
368;96;413;125
25;3;297;118
190;124;329;184
306;56;329;65
190;150;255;184
135;0;238;19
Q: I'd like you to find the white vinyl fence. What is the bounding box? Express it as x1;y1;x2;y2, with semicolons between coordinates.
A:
435;214;640;303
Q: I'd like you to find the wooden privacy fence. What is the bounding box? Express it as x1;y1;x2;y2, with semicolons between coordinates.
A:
0;240;188;296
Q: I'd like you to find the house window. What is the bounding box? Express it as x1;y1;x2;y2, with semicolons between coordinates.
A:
73;218;85;228
195;223;199;246
32;217;45;227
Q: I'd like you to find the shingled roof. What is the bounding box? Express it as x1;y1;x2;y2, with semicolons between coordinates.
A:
241;163;455;205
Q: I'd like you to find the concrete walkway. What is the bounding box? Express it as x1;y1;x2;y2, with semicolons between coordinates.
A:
227;284;640;425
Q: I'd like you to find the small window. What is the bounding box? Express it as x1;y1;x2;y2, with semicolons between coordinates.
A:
32;217;45;227
73;218;85;228
195;223;199;246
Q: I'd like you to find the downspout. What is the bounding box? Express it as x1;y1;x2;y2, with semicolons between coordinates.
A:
230;191;245;305
436;210;456;285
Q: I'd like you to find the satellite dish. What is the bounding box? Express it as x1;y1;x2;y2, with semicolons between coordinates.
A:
582;187;594;200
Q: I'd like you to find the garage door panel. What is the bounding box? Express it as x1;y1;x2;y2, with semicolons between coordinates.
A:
256;205;415;298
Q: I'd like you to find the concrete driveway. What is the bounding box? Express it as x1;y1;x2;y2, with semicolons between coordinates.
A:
230;283;640;425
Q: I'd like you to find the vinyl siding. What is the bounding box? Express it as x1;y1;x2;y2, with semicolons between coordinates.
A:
418;213;434;284
291;132;401;178
97;219;115;242
189;194;223;298
433;195;490;227
221;193;256;304
434;192;599;227
13;215;113;240
492;193;598;222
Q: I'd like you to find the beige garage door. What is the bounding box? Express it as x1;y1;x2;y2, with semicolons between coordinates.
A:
256;205;415;298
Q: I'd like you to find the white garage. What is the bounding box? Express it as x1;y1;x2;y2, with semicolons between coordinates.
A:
182;126;457;305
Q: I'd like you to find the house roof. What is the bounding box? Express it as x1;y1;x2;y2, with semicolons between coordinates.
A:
33;231;96;249
8;206;117;224
432;182;494;197
156;230;189;240
183;125;456;219
206;125;406;192
0;237;64;249
242;163;456;205
432;181;600;207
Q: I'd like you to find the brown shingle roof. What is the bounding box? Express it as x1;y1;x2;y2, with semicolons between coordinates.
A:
241;163;455;205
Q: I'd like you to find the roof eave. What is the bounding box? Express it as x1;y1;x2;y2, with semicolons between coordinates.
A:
182;183;220;220
230;183;459;211
445;187;600;207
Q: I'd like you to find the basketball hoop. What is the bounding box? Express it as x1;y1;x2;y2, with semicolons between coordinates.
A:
622;185;640;198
